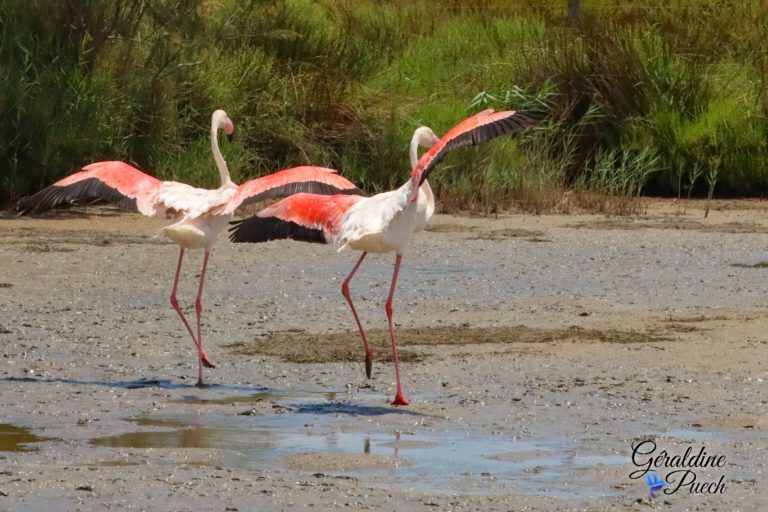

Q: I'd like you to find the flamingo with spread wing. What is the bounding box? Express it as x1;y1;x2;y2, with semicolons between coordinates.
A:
229;109;543;404
16;110;362;385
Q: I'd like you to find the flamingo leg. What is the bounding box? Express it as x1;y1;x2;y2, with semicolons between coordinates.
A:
341;252;373;378
169;248;207;385
385;253;410;406
195;251;216;378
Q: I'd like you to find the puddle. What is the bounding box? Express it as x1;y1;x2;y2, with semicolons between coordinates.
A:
91;425;215;449
0;423;51;452
84;391;741;497
172;390;342;406
90;417;623;495
87;390;626;497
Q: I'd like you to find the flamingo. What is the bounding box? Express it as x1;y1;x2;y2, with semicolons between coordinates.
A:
229;109;542;404
15;109;362;386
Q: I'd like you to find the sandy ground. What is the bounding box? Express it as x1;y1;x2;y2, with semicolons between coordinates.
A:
0;199;766;511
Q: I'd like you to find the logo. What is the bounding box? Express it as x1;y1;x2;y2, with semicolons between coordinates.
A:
630;439;727;498
645;471;667;498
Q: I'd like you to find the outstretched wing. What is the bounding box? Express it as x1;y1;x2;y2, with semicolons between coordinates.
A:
409;109;544;200
229;193;363;245
15;161;165;217
221;166;363;215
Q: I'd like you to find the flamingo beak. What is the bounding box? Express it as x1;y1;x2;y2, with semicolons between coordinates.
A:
226;133;234;143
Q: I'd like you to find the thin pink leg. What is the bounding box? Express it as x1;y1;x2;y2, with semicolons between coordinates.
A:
169;249;206;385
195;252;215;379
385;253;410;406
341;252;373;378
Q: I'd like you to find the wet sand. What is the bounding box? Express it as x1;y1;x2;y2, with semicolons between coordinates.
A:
0;199;766;511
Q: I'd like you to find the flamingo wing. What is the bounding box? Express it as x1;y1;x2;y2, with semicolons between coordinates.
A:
229;193;363;245
221;166;363;215
336;186;410;245
15;161;166;217
411;109;544;193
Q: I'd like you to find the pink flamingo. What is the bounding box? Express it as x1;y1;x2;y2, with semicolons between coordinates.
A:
16;109;361;385
229;109;542;404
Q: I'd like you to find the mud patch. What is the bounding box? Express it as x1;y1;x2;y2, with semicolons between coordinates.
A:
0;423;51;452
731;262;768;269
23;242;76;253
425;223;474;234
233;325;672;364
487;449;557;463
664;313;730;323
566;218;768;234
426;224;551;242
11;207;126;219
5;230;164;247
699;413;768;431
469;228;549;242
279;452;399;472
662;323;706;333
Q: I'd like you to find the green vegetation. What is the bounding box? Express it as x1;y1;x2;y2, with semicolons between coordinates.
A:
1;1;767;210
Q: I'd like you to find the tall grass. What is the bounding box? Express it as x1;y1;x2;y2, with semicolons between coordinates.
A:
2;0;768;210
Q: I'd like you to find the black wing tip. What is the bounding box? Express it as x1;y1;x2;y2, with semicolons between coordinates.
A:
505;110;546;126
14;198;30;216
228;217;246;229
14;189;65;216
229;215;328;245
236;181;365;211
10;179;139;216
515;109;546;119
342;186;366;197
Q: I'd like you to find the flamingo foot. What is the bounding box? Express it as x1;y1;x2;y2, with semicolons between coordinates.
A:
365;356;372;379
196;378;205;387
392;392;411;406
201;353;216;368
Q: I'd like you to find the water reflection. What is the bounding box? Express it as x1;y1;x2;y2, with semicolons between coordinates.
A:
87;412;624;497
91;425;211;449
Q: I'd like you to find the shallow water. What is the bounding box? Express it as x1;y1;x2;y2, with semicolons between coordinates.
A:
87;390;629;497
0;423;51;452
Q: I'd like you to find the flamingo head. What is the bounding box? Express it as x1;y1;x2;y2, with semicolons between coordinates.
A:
414;126;440;149
212;109;235;141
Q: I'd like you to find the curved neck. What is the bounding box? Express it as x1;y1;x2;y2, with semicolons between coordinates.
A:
409;136;421;169
211;125;232;187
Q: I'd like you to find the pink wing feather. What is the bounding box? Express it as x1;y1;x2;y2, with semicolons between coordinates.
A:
16;161;165;216
222;166;362;215
409;109;543;201
229;193;363;244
